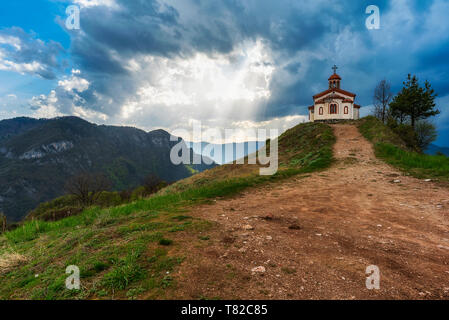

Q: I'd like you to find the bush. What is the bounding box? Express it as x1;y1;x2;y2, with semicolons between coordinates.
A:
95;191;123;208
391;124;419;152
415;120;437;151
26;195;79;221
130;186;146;201
38;206;83;222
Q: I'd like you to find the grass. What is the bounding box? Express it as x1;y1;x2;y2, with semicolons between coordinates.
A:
358;116;449;181
0;121;336;300
375;143;449;180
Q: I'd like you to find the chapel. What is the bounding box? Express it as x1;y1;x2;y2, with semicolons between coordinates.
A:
309;65;361;122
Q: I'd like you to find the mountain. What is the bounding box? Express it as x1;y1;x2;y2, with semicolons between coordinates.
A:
186;141;265;164
426;143;449;156
0;116;216;222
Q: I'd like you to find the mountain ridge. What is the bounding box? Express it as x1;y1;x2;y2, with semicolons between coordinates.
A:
0;116;215;222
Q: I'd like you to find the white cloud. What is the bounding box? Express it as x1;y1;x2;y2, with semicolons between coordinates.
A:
0;27;62;79
107;39;276;134
73;0;119;9
0;58;44;75
30;91;63;119
0;34;21;50
58;70;90;92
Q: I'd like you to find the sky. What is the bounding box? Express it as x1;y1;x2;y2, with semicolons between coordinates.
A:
0;0;448;146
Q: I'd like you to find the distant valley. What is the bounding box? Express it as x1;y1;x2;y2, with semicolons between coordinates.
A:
426;143;449;156
186;141;265;164
0;117;215;222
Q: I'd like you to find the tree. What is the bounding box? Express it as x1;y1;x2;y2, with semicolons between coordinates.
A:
415;120;437;151
373;79;393;123
390;74;439;128
142;174;166;196
65;173;111;207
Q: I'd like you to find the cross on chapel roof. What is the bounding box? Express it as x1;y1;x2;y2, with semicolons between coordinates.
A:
332;64;338;74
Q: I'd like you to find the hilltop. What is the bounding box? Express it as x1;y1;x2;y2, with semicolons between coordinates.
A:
0;116;215;222
0;118;448;300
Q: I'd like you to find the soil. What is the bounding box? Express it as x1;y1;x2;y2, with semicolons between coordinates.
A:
170;124;449;300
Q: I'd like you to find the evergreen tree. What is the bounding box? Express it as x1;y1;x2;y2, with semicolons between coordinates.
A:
390;74;439;128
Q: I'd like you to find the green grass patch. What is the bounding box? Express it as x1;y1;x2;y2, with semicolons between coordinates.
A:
358;116;449;181
375;143;449;180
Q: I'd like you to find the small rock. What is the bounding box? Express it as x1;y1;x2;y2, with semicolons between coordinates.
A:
289;224;301;230
316;233;322;237
393;180;401;184
251;266;266;273
238;247;247;253
243;225;254;230
377;224;382;228
266;236;273;240
424;179;432;182
263;213;274;220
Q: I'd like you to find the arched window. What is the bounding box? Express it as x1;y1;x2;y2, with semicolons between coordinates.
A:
319;107;323;115
329;104;338;114
344;106;349;114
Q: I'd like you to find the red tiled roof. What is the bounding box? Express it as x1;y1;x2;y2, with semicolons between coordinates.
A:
314;94;350;104
328;73;342;80
354;104;361;109
313;88;356;99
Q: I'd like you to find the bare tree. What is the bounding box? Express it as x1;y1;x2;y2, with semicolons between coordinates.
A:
65;173;111;207
142;174;165;195
373;79;393;123
0;213;6;233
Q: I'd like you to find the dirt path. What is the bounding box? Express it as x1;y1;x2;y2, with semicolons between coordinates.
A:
172;124;449;300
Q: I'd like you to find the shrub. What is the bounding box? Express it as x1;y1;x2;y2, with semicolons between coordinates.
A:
415;120;437;151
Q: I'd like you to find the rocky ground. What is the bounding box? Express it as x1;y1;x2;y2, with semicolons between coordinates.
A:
168;124;449;299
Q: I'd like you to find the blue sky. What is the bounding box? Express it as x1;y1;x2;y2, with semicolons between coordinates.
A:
0;0;448;146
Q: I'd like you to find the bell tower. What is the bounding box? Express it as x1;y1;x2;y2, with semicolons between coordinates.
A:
328;65;341;89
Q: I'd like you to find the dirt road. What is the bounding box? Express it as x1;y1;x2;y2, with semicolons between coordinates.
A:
172;124;449;299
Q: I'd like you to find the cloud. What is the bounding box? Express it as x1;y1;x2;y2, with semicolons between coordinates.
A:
30;69;108;122
21;0;449;143
0;27;63;79
73;0;119;9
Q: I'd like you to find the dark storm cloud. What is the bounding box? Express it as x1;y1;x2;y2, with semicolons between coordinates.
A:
35;0;448;138
0;27;63;79
65;0;343;115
